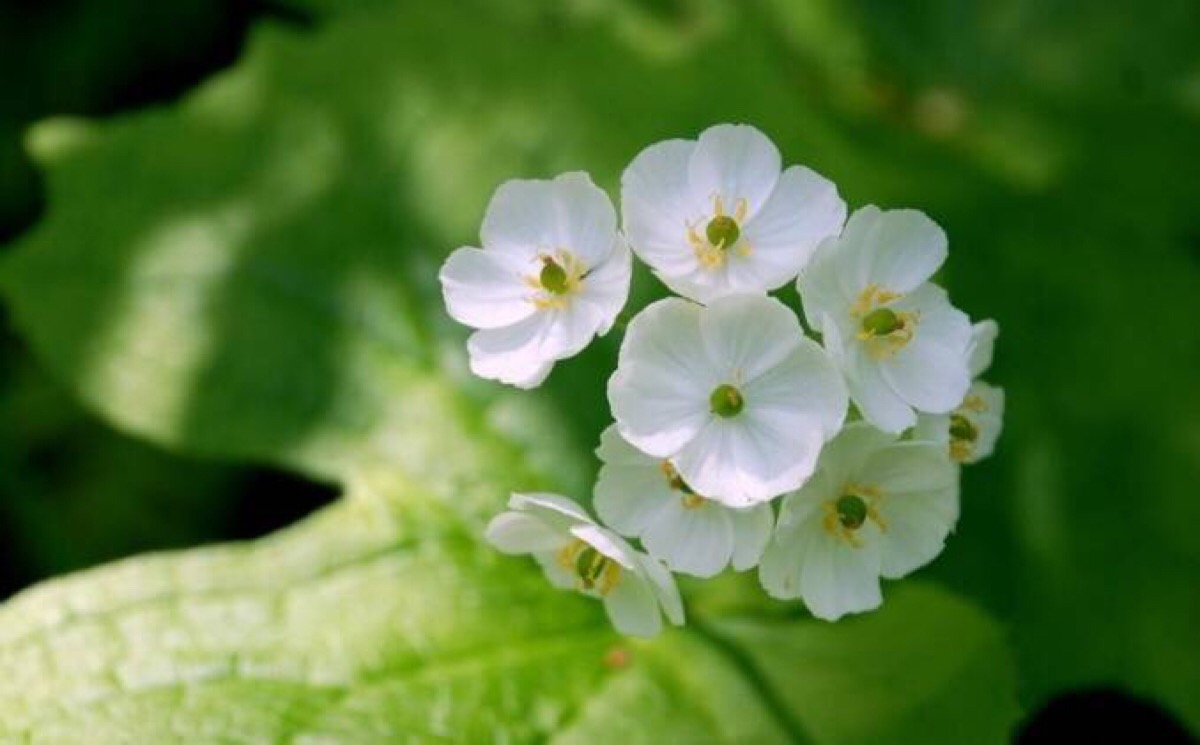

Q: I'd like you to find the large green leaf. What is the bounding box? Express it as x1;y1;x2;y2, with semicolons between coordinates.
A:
0;1;1028;740
0;467;1015;742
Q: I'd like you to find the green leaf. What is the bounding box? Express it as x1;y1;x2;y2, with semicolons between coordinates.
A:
0;470;1015;741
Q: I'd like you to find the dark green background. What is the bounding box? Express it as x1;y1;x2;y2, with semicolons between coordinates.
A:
1;0;1198;736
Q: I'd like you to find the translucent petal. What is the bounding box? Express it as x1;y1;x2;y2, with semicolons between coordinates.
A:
439;247;535;329
688;124;781;217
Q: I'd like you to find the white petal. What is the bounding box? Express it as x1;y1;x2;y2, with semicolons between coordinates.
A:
673;415;825;507
634;553;685;626
547;172;620;267
881;334;971;415
467;304;596;389
569;523;640;570
758;526;805;600
593;430;678;537
485;512;567;555
911;413;951;446
480;179;556;258
688;124;782;217
810;422;897;488
576;236;632;336
815;206;886;304
534;552;578;590
760;507;884;620
439;247;535;330
877;485;959;579
621;138;703;276
846;345;917;433
739;165;847;290
859;441;958;578
850;207;948;293
594;461;676;537
642;499;734;578
896;283;973;354
481;173;617;266
509;492;594;526
595;423;656;467
799;524;884;621
652;264;738;305
729;502;775;571
608;298;714;457
699;295;802;382
743;336;848;438
797;240;853;331
774;469;837;533
968;319;999;378
604;574;663;637
962;382;1005;464
860;441;957;498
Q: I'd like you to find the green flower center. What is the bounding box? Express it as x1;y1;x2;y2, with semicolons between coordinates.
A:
573;546;612;591
861;307;902;336
539;258;570;294
835;494;868;530
709;384;745;418
705;215;741;249
949;414;978;443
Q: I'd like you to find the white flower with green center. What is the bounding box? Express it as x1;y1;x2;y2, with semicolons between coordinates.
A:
608;294;848;507
621;123;846;304
485;492;684;637
798;205;973;433
758;423;960;621
915;320;1005;464
440;172;632;388
593;425;774;577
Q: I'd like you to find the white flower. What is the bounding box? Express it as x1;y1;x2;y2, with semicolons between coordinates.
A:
621;123;846;304
485;492;684;637
594;425;774;577
915;320;1005;464
759;423;959;621
440;172;632;388
799;205;972;433
608;294;847;507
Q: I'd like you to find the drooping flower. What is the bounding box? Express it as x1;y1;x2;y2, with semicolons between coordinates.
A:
621;123;846;304
594;425;774;577
608;294;847;507
798;205;972;433
759;422;959;621
915;320;1005;464
485;492;684;637
440;172;631;388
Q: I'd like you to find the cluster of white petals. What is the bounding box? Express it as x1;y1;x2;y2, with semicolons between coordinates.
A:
440;172;631;388
441;124;1004;634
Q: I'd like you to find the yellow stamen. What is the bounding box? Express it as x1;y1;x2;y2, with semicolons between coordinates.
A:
686;195;752;270
556;538;622;595
821;483;886;548
660;461;707;509
850;284;917;360
527;249;586;310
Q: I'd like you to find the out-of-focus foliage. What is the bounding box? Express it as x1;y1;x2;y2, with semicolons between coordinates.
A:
0;0;1197;739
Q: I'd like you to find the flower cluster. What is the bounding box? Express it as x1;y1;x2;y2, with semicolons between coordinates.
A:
441;124;1004;635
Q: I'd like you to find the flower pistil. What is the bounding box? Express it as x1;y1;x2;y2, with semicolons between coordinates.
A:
821;483;886;548
852;284;917;360
558;538;622;595
687;195;752;270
